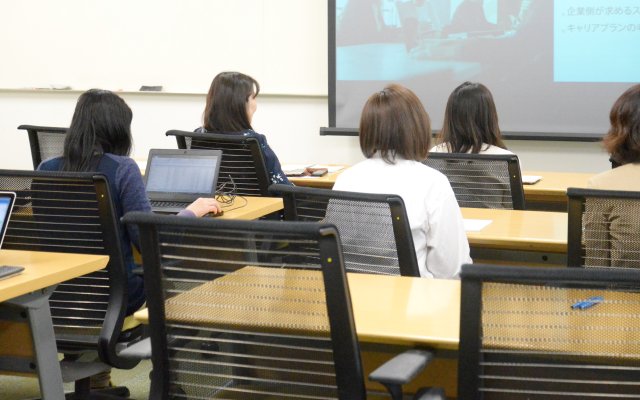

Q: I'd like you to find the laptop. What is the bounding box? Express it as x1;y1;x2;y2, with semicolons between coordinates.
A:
144;149;222;213
0;192;15;248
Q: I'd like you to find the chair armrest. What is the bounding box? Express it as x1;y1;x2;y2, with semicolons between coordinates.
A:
369;349;436;400
118;337;152;360
369;349;434;385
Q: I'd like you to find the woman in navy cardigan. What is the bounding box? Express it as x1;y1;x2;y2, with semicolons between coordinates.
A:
196;71;293;186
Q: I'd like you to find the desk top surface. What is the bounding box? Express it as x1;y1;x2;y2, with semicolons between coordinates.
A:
522;170;594;197
134;269;461;349
216;196;283;220
461;208;568;253
0;250;108;302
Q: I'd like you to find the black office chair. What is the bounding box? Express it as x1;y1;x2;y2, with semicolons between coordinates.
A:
122;213;443;400
18;125;68;169
423;153;525;210
269;184;420;277
457;264;640;399
166;129;271;197
0;170;142;399
567;188;640;270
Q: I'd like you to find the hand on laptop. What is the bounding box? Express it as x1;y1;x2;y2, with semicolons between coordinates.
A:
186;198;223;217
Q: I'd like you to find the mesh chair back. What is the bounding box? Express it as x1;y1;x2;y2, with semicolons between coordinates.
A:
167;130;271;197
123;213;366;400
423;153;525;210
459;264;640;400
568;188;640;270
270;184;420;277
18;125;68;169
0;170;133;367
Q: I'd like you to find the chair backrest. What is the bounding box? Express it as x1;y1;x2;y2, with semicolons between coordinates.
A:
567;188;640;270
0;170;136;369
423;153;525;210
166;130;271;197
18;125;68;169
122;213;367;400
459;264;640;399
270;184;420;277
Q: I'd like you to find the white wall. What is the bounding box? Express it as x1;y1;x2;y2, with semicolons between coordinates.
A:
0;89;610;173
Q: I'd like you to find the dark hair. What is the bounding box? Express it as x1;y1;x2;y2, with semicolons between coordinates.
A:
603;84;640;165
359;84;431;163
61;89;133;172
203;72;260;133
437;82;506;154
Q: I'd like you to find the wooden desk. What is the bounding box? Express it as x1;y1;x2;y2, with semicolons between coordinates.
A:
0;250;108;400
134;269;460;349
462;208;568;266
522;170;595;211
286;165;352;189
216;196;283;220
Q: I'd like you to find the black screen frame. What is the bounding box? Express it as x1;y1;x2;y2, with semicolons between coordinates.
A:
143;149;222;202
324;0;604;142
0;192;16;249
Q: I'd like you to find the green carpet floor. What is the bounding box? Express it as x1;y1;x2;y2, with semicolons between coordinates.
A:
1;360;152;400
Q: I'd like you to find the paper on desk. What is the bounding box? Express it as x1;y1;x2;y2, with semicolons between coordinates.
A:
281;164;313;172
136;160;147;170
463;219;493;232
312;165;345;173
522;175;542;185
281;164;345;175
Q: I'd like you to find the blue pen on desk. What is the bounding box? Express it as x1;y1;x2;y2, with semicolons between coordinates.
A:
571;296;604;310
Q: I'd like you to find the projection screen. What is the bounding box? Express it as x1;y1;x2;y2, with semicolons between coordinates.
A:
327;0;640;139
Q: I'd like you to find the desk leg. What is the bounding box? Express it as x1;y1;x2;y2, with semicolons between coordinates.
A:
7;285;64;400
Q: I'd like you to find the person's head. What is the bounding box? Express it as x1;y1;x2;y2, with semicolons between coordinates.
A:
203;71;260;133
61;89;133;172
437;81;505;154
359;84;432;163
603;84;640;165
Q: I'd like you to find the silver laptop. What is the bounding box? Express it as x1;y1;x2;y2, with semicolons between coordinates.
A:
0;192;15;248
144;149;222;213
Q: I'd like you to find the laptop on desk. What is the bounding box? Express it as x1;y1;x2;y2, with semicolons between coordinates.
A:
144;149;222;213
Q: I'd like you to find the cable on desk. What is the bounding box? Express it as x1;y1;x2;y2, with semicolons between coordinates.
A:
219;195;249;213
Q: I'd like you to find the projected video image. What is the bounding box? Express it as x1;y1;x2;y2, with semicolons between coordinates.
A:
334;0;640;133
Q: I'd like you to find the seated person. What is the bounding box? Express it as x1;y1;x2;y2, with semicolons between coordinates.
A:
431;82;513;155
196;71;292;186
443;0;495;36
584;84;640;269
333;84;472;279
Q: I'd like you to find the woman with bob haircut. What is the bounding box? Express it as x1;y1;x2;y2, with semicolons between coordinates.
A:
333;84;471;279
588;84;640;190
39;89;222;317
432;81;513;155
196;71;292;185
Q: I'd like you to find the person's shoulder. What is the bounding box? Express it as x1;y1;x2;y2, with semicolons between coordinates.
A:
37;156;63;171
481;144;515;155
588;163;640;190
103;154;141;174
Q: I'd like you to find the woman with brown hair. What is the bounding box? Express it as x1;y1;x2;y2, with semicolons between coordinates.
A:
333;84;471;279
196;71;292;185
588;84;640;190
432;81;513;155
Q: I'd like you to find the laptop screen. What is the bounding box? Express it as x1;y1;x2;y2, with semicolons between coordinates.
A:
146;155;219;195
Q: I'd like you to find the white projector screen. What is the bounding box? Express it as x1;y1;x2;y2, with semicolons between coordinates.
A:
328;0;640;139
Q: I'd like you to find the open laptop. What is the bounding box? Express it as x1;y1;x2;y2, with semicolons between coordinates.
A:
144;149;222;213
0;192;15;248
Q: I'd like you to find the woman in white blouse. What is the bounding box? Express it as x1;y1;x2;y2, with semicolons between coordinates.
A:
431;82;514;155
333;84;472;279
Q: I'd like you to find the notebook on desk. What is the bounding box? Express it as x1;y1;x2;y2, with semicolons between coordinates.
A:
144;149;222;213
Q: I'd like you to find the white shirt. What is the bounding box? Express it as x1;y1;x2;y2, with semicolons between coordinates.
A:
333;156;472;279
430;143;514;155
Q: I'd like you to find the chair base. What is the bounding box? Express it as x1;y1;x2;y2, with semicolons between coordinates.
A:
63;377;130;400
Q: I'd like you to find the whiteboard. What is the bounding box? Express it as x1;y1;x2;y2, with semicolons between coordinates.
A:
0;0;328;95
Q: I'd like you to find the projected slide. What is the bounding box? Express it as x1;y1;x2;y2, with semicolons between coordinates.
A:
333;0;640;134
555;1;640;83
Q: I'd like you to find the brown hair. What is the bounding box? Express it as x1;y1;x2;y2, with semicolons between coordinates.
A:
603;84;640;165
437;82;506;154
203;71;260;133
359;84;431;163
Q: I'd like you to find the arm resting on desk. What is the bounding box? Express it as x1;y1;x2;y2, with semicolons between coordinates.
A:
369;349;445;400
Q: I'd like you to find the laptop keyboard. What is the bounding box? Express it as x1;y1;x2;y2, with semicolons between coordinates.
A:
150;201;191;208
